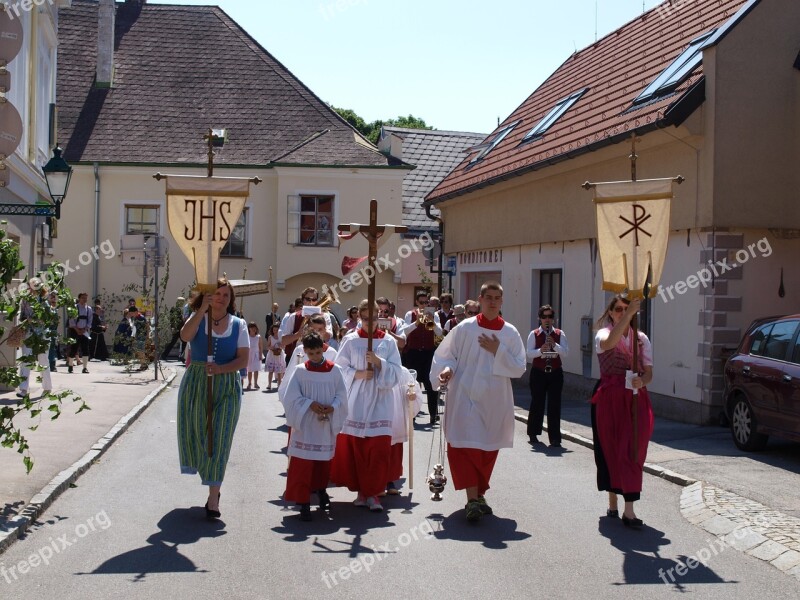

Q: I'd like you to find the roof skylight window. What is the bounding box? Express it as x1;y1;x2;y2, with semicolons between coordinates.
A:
469;121;519;163
522;88;587;142
633;30;715;105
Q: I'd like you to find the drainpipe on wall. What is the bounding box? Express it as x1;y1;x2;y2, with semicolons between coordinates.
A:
425;204;444;294
93;162;100;300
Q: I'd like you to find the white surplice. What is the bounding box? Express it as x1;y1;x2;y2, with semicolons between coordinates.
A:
335;331;403;438
281;362;348;461
430;317;527;451
278;344;338;403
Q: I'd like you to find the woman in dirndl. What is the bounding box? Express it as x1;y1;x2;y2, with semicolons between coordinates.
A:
178;278;249;520
591;296;654;529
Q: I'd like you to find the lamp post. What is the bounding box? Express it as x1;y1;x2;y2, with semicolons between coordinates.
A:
42;147;73;220
0;147;73;218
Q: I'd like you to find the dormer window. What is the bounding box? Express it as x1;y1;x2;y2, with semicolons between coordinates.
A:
633;30;715;105
523;88;587;142
469;121;519;164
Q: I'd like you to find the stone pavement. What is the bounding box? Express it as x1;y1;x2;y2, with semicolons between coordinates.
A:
513;383;800;582
0;358;177;553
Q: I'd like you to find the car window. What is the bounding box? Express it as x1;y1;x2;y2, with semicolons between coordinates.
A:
791;333;800;365
749;323;773;356
762;320;799;361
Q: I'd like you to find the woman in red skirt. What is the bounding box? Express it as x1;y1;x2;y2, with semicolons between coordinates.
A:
591;296;654;528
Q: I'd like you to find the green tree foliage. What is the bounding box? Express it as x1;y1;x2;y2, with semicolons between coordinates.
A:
332;107;433;144
0;229;88;473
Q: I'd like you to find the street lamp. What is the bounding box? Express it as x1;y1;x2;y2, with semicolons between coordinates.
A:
42;146;73;220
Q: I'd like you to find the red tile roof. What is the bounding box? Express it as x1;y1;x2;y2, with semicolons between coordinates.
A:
57;1;388;167
426;0;752;204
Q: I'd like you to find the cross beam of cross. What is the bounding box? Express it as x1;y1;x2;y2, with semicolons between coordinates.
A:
338;199;408;362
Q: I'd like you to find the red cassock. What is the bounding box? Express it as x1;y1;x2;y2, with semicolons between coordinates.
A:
330;434;392;497
447;445;499;496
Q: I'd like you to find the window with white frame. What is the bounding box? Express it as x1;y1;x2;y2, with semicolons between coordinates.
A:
287;195;334;246
125;205;159;235
221;208;248;257
6;11;31;162
35;23;57;170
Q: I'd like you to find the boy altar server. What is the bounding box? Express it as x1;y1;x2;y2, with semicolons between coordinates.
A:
331;300;403;512
279;315;338;404
281;332;348;521
431;281;526;522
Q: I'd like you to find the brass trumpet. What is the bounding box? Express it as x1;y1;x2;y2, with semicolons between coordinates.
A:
418;308;436;330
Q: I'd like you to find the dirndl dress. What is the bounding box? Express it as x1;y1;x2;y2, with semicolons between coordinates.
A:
177;315;245;486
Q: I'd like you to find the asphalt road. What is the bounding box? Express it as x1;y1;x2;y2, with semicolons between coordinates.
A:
1;379;798;599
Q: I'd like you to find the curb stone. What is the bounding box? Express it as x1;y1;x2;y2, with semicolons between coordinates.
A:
514;412;800;582
0;372;177;555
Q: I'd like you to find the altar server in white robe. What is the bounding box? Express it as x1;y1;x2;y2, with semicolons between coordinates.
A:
331;299;403;512
385;366;424;495
279;314;338;404
281;331;348;521
431;281;526;522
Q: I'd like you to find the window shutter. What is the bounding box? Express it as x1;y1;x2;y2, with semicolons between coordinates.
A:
287;195;301;245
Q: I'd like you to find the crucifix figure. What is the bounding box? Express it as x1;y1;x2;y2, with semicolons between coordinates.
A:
338;199;408;368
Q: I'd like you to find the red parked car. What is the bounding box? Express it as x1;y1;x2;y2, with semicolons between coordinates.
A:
723;315;800;451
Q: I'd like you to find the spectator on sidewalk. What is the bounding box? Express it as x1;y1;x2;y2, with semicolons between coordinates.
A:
161;297;186;360
47;291;59;372
66;292;92;374
128;306;150;371
17;281;53;397
89;302;109;362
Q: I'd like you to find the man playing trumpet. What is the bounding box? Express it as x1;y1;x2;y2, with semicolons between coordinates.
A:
526;305;569;448
403;290;443;425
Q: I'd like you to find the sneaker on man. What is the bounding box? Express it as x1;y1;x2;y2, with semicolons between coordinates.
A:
366;496;383;512
476;496;493;515
465;500;483;523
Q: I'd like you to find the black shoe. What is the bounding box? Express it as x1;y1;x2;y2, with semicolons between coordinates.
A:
622;515;643;528
317;489;331;510
205;492;221;520
430;415;440;424
82;368;89;374
529;436;541;445
299;503;312;521
550;443;562;448
204;502;221;520
606;509;619;518
68;366;73;373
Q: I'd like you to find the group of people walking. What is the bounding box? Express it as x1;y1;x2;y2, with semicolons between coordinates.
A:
176;279;655;528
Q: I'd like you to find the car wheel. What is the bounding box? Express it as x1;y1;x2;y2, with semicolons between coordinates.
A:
730;394;769;451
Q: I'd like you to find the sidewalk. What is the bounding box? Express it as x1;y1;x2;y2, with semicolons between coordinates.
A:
513;383;800;580
0;358;178;552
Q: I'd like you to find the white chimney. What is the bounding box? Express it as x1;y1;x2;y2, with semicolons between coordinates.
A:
96;0;115;87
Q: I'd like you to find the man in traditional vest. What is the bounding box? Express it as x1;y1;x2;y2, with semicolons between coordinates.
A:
526;305;569;447
403;290;442;425
280;287;332;365
376;297;406;350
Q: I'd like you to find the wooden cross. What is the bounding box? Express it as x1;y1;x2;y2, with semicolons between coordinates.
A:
338;199;408;366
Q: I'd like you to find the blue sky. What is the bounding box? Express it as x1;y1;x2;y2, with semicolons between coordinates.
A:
150;0;665;134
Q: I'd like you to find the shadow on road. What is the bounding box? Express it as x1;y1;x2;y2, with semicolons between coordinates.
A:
76;508;226;581
429;509;531;549
597;516;735;589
